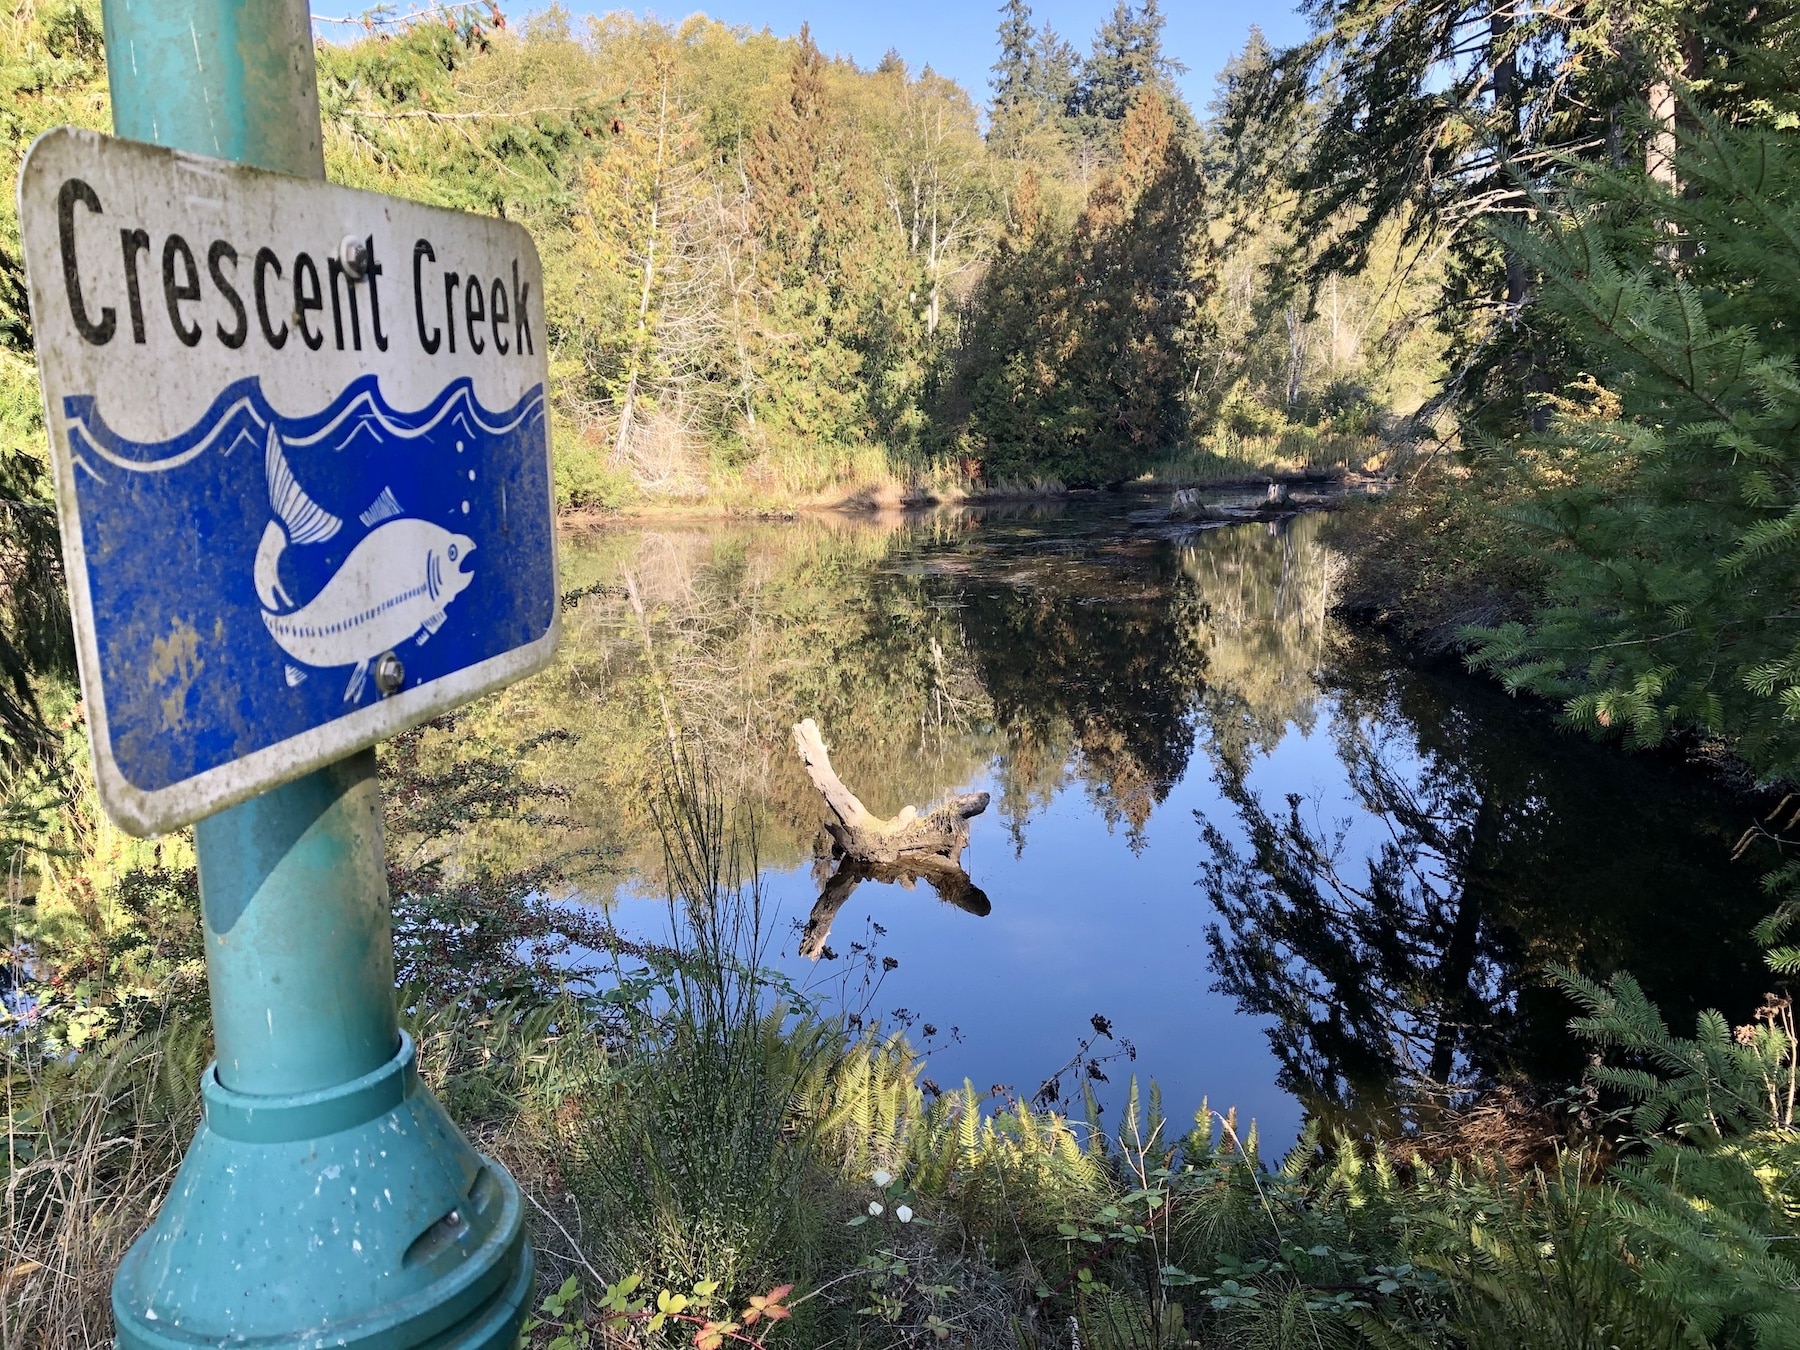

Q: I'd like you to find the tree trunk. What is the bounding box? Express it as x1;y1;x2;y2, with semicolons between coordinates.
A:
718;187;757;428
1490;5;1551;431
1328;274;1340;380
1491;7;1528;314
1646;77;1678;191
616;67;670;462
1649;28;1704;261
1284;304;1304;407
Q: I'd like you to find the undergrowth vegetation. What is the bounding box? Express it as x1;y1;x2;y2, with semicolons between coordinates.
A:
7;724;1798;1348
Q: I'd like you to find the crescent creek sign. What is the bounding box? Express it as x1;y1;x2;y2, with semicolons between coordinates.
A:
17;128;560;835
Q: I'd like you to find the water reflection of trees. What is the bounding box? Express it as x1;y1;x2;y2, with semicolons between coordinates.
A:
1184;514;1336;773
909;512;1336;851
438;515;1003;888
438;507;1346;891
940;532;1207;848
1200;716;1515;1126
414;505;1773;1123
1200;631;1773;1132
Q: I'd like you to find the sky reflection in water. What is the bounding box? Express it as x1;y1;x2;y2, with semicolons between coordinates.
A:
569;501;1772;1146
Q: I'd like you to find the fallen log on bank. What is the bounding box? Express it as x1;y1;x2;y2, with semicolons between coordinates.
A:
791;718;989;864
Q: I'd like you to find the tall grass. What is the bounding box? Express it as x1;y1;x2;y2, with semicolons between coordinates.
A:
2;1018;208;1350
559;749;838;1306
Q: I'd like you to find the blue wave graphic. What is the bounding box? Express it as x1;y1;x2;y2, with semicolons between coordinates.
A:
64;374;545;476
68;374;555;793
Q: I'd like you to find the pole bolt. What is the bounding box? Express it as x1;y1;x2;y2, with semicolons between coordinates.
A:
339;234;370;279
374;651;405;697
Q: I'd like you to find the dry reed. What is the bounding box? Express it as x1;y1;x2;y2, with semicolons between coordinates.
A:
3;1019;208;1349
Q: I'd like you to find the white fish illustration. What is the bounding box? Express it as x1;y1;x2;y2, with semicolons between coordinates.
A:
255;427;476;702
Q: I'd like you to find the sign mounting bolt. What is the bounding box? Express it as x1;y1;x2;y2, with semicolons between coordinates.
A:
374;651;405;697
340;234;370;279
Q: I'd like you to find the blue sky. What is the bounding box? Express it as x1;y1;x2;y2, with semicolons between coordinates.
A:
560;2;1313;111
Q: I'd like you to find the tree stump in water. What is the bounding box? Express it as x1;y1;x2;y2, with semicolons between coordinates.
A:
791;718;989;865
792;718;993;961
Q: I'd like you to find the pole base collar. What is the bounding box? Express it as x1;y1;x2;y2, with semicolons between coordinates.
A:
112;1032;534;1349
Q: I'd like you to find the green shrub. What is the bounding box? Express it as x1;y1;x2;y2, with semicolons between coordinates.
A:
553;434;638;514
1223;397;1292;439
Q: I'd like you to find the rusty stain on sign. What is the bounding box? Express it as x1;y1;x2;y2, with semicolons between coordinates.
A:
147;617;202;729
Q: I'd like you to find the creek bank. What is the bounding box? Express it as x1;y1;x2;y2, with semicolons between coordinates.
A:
1324;506;1534;658
1323;497;1780;803
556;468;1394;527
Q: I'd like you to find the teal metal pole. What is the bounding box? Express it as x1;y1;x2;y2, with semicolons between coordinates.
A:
195;753;398;1094
101;0;326;178
101;3;532;1345
104;0;397;1096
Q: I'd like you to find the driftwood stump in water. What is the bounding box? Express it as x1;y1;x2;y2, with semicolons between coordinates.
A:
791;718;989;864
792;717;993;961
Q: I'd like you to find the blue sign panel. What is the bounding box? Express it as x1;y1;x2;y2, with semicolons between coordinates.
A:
65;374;554;792
19;130;559;833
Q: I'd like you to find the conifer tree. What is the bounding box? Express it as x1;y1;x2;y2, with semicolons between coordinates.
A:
988;0;1082;155
565;44;711;471
743;26;890;471
1249;0;1799;433
988;0;1039;154
747;26;830;285
955;91;1208;485
1078;90;1207;454
1077;0;1184;127
990;0;1035;113
1029;25;1081;117
1468;100;1800;777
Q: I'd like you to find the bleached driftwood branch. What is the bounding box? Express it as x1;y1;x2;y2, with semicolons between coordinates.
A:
797;855;990;960
791;718;988;864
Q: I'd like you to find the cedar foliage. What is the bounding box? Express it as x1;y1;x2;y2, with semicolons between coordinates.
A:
949;91;1210;485
742;27;886;474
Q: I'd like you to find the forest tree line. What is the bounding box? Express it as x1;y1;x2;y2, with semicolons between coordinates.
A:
0;0;1440;518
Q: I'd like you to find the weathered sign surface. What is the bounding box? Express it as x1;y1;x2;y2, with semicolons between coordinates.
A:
17;128;559;835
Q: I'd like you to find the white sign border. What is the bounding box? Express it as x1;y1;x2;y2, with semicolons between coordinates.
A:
19;128;561;837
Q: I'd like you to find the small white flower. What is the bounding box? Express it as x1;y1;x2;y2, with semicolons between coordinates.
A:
896;1205;914;1224
871;1169;894;1188
868;1201;884;1217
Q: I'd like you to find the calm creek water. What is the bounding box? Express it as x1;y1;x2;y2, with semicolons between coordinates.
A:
513;496;1774;1145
